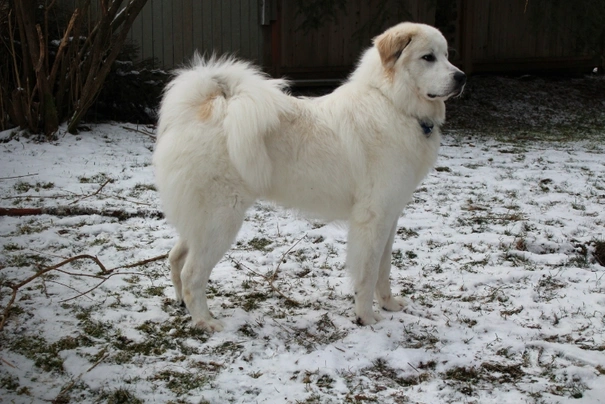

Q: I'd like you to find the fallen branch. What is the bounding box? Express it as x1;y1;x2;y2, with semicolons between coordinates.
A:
1;194;72;200
1;357;18;369
0;206;163;220
229;257;300;307
45;279;95;301
55;348;108;401
0;254;107;332
96;193;154;207
59;271;142;303
0;173;39;180
68;178;112;205
107;253;168;272
229;237;306;306
121;125;156;139
0;252;169;332
1;189;156;207
270;236;305;282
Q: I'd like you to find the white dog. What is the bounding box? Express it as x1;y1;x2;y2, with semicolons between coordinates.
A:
153;22;465;332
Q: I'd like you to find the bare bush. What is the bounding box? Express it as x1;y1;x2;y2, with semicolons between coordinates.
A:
0;0;148;138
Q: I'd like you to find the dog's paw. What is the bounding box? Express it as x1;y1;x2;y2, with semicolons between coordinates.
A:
380;296;407;312
193;317;224;333
356;311;384;326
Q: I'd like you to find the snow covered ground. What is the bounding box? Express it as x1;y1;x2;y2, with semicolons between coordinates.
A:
1;122;604;403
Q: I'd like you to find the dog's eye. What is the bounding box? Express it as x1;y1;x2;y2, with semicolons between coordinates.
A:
422;54;435;62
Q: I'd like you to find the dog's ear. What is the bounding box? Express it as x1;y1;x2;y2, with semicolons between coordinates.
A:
373;28;415;70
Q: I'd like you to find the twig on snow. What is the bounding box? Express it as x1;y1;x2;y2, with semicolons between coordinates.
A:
58;271;142;303
107;253;168;272
68;178;112;205
270;236;305;282
0;173;39;180
0;254;107;332
229;256;300;307
1;357;18;368
121;125;156;139
55;348;109;400
0;252;168;331
44;279;95;301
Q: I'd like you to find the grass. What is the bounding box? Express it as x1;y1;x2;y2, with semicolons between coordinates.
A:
78;173;112;184
13;181;54;193
364;358;431;388
149;370;211;395
104;388;143;404
16;219;50;235
247;237;273;251
5;252;50;267
593;239;605;266
129;183;156;197
8;334;93;373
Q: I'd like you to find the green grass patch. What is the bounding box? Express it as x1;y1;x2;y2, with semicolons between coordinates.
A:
150;370;210;395
9;334;92;373
247;237;273;251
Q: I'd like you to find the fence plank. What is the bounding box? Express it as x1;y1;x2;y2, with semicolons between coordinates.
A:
172;0;183;64
151;0;163;67
230;0;241;57
212;0;222;53
182;0;193;60
201;0;213;55
162;0;173;67
240;0;251;59
192;0;202;57
130;3;143;55
140;0;153;61
220;0;231;54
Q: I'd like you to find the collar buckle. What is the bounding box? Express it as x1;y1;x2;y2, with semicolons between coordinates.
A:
419;120;434;137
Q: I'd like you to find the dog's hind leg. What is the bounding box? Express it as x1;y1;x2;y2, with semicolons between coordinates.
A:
375;220;406;312
180;204;249;332
168;238;188;306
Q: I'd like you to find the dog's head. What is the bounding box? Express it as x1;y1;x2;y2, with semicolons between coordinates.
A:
373;23;465;102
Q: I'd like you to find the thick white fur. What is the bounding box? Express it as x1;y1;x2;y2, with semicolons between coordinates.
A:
154;23;465;332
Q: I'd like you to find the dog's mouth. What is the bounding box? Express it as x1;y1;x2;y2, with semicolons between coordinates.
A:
448;86;465;98
427;92;452;100
427;85;465;100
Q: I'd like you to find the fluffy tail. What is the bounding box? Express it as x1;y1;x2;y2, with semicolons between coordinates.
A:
158;54;291;193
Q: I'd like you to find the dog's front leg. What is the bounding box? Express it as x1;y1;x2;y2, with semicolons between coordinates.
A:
347;212;395;325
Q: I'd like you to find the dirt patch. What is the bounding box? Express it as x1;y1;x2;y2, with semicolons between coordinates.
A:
445;74;605;140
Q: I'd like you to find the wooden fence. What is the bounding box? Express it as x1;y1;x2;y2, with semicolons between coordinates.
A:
56;0;599;75
128;0;266;68
460;0;597;74
58;0;266;68
275;0;435;79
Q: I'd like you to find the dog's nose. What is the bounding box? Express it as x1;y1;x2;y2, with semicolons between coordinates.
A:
454;71;466;85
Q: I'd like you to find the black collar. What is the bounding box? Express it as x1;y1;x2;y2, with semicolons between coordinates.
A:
418;119;434;137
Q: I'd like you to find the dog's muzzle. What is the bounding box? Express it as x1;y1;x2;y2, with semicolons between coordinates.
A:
452;71;467;96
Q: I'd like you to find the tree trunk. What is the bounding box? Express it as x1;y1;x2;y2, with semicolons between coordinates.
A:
67;0;148;134
4;0;149;136
14;0;59;138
